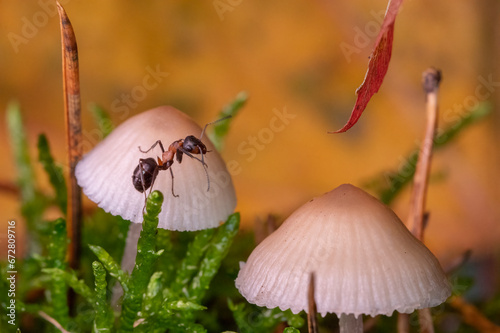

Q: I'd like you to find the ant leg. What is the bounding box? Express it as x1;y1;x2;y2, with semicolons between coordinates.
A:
203;163;210;192
179;148;208;167
197;148;211;191
169;168;179;198
199;146;207;166
139;159;159;211
138;160;148;209
138;160;147;193
142;168;159;213
178;148;210;192
197;159;210;192
138;140;165;154
180;149;211;192
148;167;159;197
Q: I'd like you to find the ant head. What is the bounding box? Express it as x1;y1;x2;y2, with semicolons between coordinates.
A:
183;135;205;152
132;157;158;192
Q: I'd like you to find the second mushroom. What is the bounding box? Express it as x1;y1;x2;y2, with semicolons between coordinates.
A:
236;184;451;332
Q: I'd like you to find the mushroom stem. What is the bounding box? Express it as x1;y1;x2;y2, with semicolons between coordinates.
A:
111;223;142;309
339;313;363;333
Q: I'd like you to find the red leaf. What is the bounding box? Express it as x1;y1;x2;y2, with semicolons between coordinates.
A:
332;0;403;133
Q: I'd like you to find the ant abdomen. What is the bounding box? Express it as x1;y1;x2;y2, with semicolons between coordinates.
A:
132;158;158;192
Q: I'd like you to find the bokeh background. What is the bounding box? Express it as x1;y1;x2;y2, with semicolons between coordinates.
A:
1;0;499;297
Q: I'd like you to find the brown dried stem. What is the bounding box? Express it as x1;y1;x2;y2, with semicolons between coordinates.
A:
307;272;319;333
418;308;435;333
413;69;441;333
39;311;71;333
254;214;278;245
398;68;442;333
407;68;441;239
449;296;500;333
57;2;82;270
397;313;410;333
0;181;19;196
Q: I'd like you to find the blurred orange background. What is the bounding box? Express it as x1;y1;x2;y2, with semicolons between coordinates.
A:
0;0;499;268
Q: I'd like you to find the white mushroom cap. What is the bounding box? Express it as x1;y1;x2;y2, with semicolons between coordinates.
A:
76;106;236;231
235;184;451;317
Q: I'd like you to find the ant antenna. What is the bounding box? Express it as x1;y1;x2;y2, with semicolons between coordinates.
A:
199;115;232;140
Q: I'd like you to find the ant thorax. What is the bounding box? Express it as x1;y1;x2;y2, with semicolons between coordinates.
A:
161;148;176;166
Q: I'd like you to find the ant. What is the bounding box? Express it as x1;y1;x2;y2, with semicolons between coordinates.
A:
131;116;230;203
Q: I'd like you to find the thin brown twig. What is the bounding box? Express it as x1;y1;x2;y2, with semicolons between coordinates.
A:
418;308;435;333
397;313;410;333
307;272;319;333
398;68;442;333
412;69;441;333
407;68;441;240
404;70;495;333
38;311;71;333
273;323;287;333
445;250;472;275
57;2;82;271
363;316;379;332
0;181;19;196
133;318;145;328
449;296;500;333
254;214;278;245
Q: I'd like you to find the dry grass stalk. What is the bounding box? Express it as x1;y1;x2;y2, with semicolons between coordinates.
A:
399;68;442;333
307;272;318;333
57;2;82;270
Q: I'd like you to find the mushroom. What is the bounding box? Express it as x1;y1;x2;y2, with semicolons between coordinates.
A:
235;184;451;332
76;106;236;231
